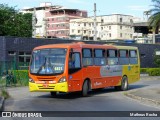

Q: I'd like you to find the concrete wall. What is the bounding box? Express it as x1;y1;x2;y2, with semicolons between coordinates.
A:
0;36;160;68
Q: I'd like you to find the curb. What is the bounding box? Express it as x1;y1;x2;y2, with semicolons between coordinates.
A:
0;97;5;111
125;92;160;107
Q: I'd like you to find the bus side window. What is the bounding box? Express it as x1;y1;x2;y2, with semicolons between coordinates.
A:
119;50;129;65
107;50;118;65
69;53;81;69
82;49;93;66
129;50;138;64
94;49;106;66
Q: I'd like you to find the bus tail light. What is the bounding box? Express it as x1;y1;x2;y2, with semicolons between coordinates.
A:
29;78;35;83
58;76;66;83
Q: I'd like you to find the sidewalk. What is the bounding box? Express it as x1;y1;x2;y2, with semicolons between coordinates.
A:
125;76;160;107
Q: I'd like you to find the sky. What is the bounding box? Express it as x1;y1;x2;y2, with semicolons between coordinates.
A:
1;0;153;19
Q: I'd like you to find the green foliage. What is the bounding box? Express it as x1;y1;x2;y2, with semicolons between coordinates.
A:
0;4;32;37
140;68;148;73
0;87;10;99
14;70;29;86
13;70;29;86
153;51;160;67
148;0;160;32
140;68;160;76
148;68;160;76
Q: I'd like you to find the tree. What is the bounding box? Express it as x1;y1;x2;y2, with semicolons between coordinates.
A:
154;50;160;67
0;4;32;37
148;0;160;44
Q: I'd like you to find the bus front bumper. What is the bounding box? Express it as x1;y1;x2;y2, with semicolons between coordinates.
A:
29;82;68;92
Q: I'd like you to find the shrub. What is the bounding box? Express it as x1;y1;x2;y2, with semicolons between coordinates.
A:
140;68;148;73
0;87;10;99
140;68;160;76
12;70;29;86
147;68;160;76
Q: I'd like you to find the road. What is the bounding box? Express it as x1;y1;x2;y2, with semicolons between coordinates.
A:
1;78;160;120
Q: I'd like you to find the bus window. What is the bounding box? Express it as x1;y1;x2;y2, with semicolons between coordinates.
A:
82;49;93;66
94;49;106;66
129;50;138;64
119;50;129;65
107;50;118;65
69;52;81;69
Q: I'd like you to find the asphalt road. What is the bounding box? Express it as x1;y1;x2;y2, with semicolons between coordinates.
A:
1;78;160;120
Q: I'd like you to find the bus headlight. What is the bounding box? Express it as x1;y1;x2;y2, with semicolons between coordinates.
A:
58;76;66;83
29;78;35;83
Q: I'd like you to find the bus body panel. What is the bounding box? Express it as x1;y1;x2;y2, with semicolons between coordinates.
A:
29;43;140;93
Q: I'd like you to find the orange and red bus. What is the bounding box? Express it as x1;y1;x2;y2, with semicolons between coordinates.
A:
29;42;140;96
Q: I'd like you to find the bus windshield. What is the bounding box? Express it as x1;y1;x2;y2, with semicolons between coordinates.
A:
30;48;67;75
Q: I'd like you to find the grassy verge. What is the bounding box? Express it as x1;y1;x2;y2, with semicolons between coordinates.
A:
0;87;10;99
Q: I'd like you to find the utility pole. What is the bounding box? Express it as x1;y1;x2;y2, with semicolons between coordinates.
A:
32;7;36;38
94;3;97;41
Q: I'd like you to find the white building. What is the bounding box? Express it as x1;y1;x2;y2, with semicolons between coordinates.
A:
70;14;134;41
21;2;62;38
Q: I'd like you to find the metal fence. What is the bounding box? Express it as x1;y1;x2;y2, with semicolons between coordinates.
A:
0;61;29;87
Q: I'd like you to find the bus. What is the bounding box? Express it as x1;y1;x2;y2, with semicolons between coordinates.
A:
29;42;140;96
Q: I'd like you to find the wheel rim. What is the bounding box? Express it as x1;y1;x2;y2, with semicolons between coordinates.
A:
122;77;128;90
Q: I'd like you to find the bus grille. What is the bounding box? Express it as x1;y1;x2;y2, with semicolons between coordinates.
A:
38;85;55;89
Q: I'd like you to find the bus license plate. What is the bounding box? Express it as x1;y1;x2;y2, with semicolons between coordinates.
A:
43;84;49;88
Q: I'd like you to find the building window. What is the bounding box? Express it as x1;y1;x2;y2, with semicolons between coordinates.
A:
84;23;86;26
72;29;74;33
109;33;111;37
120;18;122;22
84;30;86;34
120;33;122;37
120;26;122;29
92;31;94;34
101;27;103;30
78;30;80;33
109;26;111;30
18;52;31;63
101;19;104;23
130;34;132;38
52;18;54;21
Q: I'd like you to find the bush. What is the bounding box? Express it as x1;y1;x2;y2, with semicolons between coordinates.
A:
140;68;160;76
140;68;148;73
147;68;160;76
0;87;10;99
12;70;29;86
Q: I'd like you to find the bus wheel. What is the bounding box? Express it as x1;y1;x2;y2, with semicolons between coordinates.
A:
82;80;89;97
50;92;57;97
115;76;128;91
121;76;128;91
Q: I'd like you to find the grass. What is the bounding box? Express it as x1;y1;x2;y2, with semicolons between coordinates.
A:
0;87;10;99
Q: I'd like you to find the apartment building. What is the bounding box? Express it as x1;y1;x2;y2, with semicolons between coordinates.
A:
22;2;87;38
70;14;134;41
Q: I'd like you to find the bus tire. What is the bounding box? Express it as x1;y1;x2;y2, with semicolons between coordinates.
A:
121;76;129;91
82;80;89;97
115;76;128;91
50;92;57;97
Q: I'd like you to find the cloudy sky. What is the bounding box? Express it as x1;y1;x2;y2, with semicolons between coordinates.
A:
1;0;153;18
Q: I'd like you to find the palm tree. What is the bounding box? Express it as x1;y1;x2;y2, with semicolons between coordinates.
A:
148;0;160;44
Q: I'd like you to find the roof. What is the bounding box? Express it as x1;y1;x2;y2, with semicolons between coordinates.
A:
33;42;115;50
